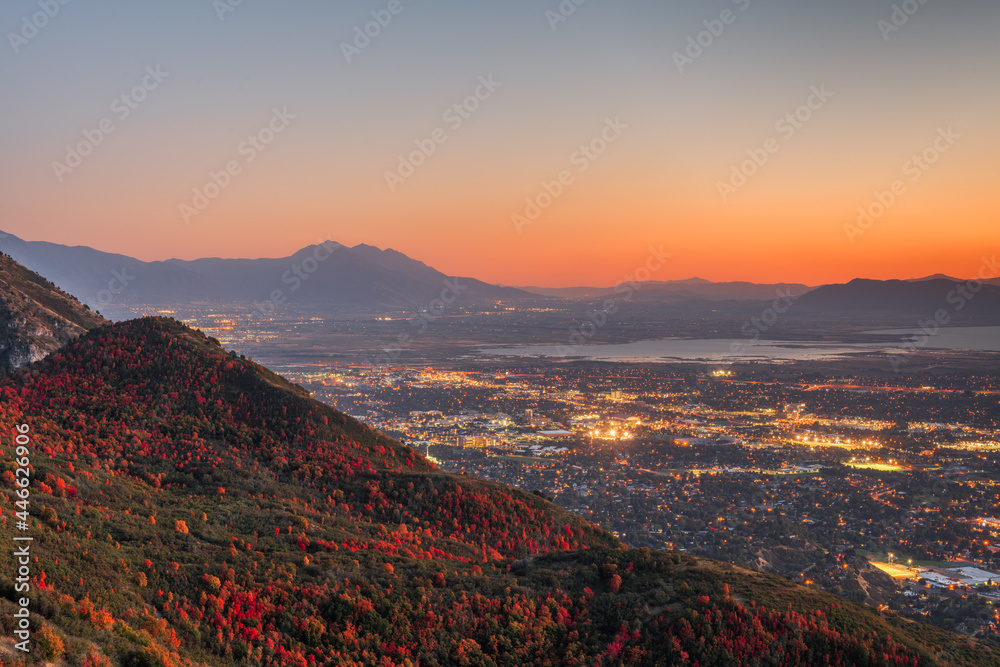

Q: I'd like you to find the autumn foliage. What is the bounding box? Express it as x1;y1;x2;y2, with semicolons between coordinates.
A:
0;318;989;666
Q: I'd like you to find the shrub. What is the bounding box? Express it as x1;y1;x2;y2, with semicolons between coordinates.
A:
34;623;65;661
80;649;114;667
121;647;171;667
202;574;221;591
91;609;115;631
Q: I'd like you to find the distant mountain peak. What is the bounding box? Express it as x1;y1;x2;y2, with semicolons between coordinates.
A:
0;233;533;311
908;273;961;282
797;276;1000;322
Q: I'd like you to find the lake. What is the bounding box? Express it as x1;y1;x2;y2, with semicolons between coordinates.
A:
481;339;893;362
482;327;1000;362
863;326;1000;352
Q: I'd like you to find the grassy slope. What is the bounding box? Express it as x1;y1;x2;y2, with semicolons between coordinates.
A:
0;254;106;332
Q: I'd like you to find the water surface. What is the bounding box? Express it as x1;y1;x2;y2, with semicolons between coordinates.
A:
481;338;894;362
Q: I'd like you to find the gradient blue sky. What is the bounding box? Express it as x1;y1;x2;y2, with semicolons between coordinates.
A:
1;0;998;285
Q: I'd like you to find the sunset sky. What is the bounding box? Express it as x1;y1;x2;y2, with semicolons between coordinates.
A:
1;0;997;287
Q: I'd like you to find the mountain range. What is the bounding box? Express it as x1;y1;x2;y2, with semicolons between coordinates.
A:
2;231;999;324
793;278;1000;322
0;232;531;312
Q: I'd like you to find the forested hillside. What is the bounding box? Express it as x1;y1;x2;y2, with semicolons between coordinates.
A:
0;318;997;666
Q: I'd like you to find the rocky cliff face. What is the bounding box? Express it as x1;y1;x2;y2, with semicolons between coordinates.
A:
0;252;108;374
